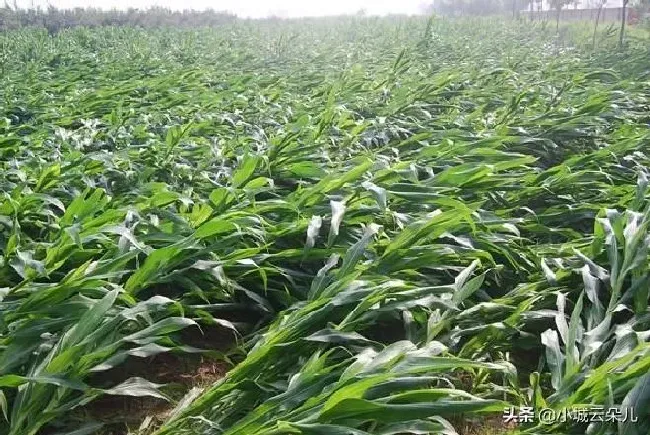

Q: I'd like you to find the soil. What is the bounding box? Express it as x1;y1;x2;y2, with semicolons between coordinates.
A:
455;414;518;435
61;324;236;435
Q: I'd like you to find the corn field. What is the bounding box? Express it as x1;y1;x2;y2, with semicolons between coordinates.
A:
1;16;650;435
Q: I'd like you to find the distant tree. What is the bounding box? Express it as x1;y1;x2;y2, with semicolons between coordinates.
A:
591;0;607;47
430;0;511;16
517;0;539;17
619;0;629;48
635;0;650;24
519;0;536;20
549;0;573;30
0;5;237;32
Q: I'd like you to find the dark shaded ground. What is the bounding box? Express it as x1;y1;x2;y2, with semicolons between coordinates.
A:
88;354;229;434
457;414;518;434
61;324;237;434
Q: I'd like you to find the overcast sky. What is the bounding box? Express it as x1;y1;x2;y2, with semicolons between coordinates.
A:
13;0;429;18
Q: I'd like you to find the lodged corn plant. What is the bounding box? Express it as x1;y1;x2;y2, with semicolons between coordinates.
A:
1;14;649;435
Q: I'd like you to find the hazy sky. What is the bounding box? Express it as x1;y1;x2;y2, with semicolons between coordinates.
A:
13;0;428;18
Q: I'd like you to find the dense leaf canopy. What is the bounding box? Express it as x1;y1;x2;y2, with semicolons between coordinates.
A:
1;14;650;435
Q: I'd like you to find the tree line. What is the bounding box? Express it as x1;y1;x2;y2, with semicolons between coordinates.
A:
425;0;648;48
0;4;237;33
426;0;647;19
